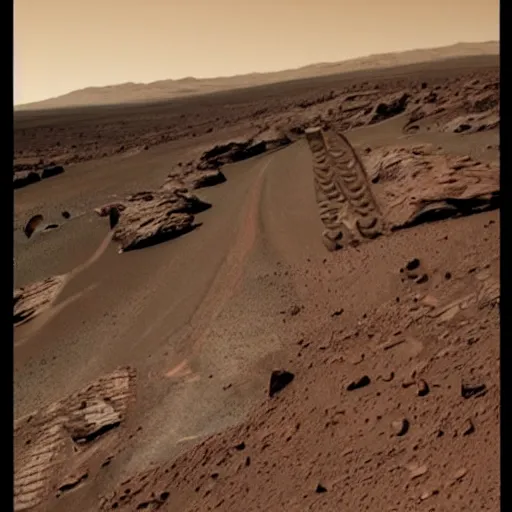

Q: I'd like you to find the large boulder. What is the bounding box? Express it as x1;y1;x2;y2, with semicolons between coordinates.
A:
112;189;211;252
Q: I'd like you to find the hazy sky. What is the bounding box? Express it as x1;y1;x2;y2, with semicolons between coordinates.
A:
14;0;499;105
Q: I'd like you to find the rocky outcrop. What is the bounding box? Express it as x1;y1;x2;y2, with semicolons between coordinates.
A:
364;145;499;229
14;276;66;326
163;169;226;191
14;171;41;189
197;135;291;170
369;92;410;124
14;165;65;190
111;190;211;252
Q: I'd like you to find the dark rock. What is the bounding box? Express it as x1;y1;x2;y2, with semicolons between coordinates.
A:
234;442;246;451
269;370;295;397
13;171;41;189
461;381;487;399
462;419;475;436
315;484;327;493
61;211;71;219
370;93;410;124
417;379;430;396
197;136;291;171
454;123;472;133
346;375;371;391
392;418;410;436
416;274;429;284
331;309;344;317
406;258;421;271
24;214;44;239
41;165;65;179
290;305;301;316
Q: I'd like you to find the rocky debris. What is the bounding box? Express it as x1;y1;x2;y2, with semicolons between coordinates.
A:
442;112;499;133
23;214;44;238
112;189;211;252
269;370;295;397
400;258;430;285
14;275;65;326
369;92;410;124
95;235;499;511
364;146;499;230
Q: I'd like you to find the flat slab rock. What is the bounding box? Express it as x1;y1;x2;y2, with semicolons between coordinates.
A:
14;276;66;326
112;189;211;252
364;145;499;229
14;367;136;512
13;166;65;190
196;134;291;170
163;169;226;191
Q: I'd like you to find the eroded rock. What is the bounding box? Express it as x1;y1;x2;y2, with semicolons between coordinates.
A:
14;275;66;326
112;189;211;252
14;171;41;189
369;92;410;124
364;146;499;230
269;370;295;397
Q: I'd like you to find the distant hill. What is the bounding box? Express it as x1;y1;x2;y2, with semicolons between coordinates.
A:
15;41;499;111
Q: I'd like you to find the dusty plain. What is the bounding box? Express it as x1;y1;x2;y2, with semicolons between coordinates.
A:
14;53;499;511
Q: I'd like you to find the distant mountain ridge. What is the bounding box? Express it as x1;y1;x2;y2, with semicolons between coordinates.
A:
15;41;499;111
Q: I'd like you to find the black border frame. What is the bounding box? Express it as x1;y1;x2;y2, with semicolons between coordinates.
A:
9;0;15;506
499;1;506;510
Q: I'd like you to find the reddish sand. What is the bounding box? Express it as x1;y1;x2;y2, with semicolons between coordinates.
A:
14;54;499;512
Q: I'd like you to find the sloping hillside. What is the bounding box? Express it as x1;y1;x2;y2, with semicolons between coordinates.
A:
15;41;498;110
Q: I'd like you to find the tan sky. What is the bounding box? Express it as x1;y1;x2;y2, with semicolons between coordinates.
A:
14;0;499;105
